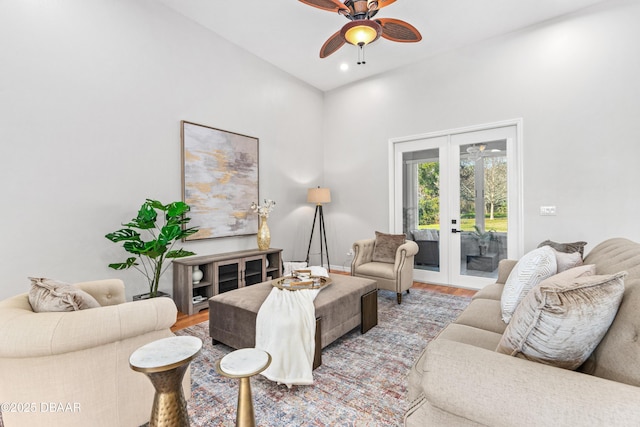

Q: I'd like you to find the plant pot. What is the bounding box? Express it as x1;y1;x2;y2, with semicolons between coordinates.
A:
133;290;170;301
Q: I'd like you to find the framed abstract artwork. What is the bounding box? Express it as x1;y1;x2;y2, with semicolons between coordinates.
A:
181;120;259;240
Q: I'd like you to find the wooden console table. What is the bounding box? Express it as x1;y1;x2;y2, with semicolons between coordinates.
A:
172;248;283;315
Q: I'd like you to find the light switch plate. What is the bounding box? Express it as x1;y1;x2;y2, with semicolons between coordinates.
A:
540;206;557;216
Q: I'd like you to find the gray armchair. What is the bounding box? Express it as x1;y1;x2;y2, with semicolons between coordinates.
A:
351;238;419;304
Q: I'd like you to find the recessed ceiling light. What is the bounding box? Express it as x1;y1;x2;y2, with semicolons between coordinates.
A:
340;63;349;72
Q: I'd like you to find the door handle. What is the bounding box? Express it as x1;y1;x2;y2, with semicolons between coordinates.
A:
451;228;464;233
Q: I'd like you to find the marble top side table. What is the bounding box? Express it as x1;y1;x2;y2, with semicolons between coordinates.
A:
130;336;202;427
216;348;271;427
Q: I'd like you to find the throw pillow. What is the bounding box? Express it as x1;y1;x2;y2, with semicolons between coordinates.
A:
372;231;406;263
496;271;626;370
28;277;101;312
553;249;584;272
538;239;587;257
501;246;557;323
536;263;596;290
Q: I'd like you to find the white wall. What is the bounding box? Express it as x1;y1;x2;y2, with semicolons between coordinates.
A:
322;0;640;271
0;0;324;299
2;0;639;300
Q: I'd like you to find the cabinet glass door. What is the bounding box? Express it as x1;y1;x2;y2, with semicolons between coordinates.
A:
216;261;240;294
244;256;264;286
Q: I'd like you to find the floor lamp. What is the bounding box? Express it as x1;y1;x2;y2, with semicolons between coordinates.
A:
305;187;331;271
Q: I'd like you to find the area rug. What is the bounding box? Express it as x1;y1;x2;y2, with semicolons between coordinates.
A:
176;288;471;427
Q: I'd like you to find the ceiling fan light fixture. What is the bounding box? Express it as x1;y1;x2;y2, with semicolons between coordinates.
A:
466;144;486;161
341;20;382;46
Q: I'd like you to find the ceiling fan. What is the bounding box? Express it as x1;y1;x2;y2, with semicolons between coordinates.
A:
299;0;422;61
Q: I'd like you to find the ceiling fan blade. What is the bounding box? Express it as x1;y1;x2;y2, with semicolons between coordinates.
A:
299;0;349;13
376;18;422;42
368;0;397;10
320;30;346;58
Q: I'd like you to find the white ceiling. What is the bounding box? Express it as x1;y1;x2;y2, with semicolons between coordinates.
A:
158;0;607;92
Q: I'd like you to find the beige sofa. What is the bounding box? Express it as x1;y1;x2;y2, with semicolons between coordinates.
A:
0;279;188;427
405;238;640;426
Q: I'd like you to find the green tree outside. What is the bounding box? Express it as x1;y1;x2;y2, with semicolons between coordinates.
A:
416;157;508;232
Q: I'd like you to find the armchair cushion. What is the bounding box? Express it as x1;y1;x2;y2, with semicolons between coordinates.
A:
372;231;406;263
354;261;396;280
28;277;101;312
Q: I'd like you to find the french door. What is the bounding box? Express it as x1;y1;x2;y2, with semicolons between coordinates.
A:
389;120;523;290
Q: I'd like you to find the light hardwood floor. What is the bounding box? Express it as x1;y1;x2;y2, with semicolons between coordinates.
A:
171;274;476;332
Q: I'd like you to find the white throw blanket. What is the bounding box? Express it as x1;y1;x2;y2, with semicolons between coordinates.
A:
255;266;329;387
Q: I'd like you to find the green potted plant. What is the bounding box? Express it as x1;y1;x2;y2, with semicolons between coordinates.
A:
471;225;495;256
105;199;199;298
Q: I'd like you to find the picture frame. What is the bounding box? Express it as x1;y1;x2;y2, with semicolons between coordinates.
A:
181;120;259;240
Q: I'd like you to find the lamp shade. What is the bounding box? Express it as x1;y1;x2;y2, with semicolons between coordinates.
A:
307;187;331;204
341;20;382;46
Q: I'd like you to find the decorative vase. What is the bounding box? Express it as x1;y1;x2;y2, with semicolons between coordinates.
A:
192;265;203;285
257;217;271;250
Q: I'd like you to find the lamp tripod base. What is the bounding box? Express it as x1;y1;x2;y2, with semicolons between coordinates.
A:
305;204;330;271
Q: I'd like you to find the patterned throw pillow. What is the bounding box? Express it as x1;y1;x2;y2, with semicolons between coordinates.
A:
538;239;587;257
501;246;557;323
496;271;625;370
372;231;406;263
28;277;101;312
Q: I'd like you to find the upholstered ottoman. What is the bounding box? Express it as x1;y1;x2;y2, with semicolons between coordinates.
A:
208;274;377;367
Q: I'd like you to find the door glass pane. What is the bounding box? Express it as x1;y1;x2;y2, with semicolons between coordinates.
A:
459;141;508;278
403;149;440;272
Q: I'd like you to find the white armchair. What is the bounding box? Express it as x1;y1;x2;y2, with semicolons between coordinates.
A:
0;279;188;427
351;238;419;304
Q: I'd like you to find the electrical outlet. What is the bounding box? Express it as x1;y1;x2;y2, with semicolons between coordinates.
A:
540;206;557;216
346;248;354;256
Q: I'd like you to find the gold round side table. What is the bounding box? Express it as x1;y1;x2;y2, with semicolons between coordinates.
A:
216;348;272;427
130;336;202;427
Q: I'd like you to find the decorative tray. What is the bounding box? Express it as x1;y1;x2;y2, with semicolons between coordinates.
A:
272;270;332;291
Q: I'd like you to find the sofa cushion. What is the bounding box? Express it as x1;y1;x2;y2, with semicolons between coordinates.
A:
496;271;626;370
372;231;405;263
437;324;503;351
472;283;504;301
538;239;587;257
455;299;508;335
28;277;101;312
500;246;557;323
574;238;640;386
